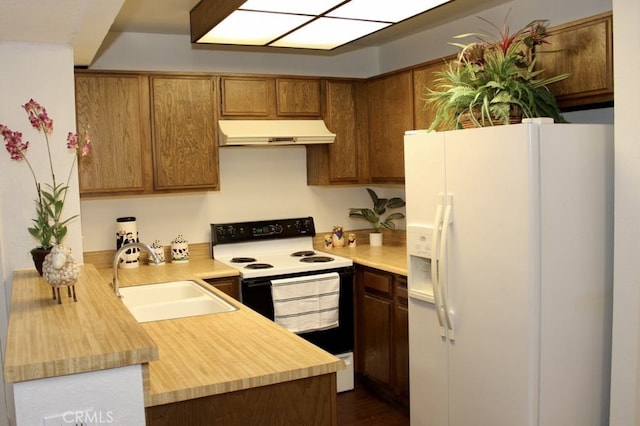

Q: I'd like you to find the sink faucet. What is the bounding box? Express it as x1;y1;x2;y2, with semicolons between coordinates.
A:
112;242;161;298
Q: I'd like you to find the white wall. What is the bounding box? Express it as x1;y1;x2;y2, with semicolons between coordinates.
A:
610;0;640;424
81;146;404;251
0;41;84;426
0;43;84;267
13;365;145;426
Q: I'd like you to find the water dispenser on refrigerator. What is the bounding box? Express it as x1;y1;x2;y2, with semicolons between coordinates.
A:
407;225;435;303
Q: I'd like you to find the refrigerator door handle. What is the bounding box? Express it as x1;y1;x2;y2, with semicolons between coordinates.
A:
439;194;455;340
431;196;446;337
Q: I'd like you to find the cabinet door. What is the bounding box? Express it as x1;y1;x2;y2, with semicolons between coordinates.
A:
535;12;613;109
361;293;392;384
204;277;240;300
394;276;410;400
220;76;275;117
75;74;152;195
276;78;321;116
413;58;453;131
357;267;393;384
150;76;219;191
366;70;413;183
307;80;360;185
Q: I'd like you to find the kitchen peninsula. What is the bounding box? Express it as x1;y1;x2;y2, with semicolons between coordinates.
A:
4;258;344;426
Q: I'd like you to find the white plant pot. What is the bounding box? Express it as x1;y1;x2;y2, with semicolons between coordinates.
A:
369;232;383;247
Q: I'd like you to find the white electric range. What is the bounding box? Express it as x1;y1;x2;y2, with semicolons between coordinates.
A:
210;217;354;392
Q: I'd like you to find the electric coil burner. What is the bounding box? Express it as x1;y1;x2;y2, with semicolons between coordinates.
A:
291;250;316;257
210;217;355;392
230;257;257;263
245;263;273;269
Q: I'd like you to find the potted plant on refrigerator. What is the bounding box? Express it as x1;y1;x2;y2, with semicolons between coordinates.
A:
348;188;405;247
425;13;570;130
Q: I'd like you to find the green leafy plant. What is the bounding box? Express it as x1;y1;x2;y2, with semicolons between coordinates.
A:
348;188;406;233
426;14;570;130
1;99;91;249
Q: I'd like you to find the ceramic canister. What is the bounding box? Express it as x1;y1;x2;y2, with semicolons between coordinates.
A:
116;217;139;269
171;235;190;263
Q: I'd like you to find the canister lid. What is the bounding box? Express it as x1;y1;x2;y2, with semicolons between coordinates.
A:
117;217;136;222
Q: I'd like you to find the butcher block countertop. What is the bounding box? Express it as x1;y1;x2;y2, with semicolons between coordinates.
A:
326;244;407;276
4;265;158;383
5;240;403;407
314;229;408;276
5;257;344;408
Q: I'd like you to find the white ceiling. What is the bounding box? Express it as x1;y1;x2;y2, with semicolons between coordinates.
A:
0;0;507;64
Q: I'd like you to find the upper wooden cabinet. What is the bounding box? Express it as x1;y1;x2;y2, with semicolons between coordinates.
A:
536;12;613;109
366;70;414;183
75;71;219;197
150;76;219;191
412;57;453;131
307;79;362;185
220;76;321;118
75;73;153;195
220;76;275;117
277;78;321;116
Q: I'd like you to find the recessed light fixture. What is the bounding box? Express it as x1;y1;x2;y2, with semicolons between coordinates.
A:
190;0;452;50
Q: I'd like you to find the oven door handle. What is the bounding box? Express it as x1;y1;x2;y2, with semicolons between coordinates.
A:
244;280;272;289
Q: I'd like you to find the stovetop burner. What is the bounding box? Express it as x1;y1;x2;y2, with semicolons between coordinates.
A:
300;256;334;263
291;250;315;257
245;263;274;269
231;257;257;263
211;217;353;278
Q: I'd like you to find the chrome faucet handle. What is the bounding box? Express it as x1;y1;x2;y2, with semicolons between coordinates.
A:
112;242;161;298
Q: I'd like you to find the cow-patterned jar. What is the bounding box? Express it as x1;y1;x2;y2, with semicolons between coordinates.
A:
171;235;190;264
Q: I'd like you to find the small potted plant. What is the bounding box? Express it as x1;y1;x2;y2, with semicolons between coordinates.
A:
1;99;91;275
348;188;405;247
425;13;570;130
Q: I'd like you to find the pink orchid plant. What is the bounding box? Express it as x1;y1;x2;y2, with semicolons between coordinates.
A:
1;99;91;249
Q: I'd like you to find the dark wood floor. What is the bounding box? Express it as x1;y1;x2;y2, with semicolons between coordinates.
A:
337;385;410;426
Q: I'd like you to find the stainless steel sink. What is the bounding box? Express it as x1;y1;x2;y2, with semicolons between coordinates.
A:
119;280;236;323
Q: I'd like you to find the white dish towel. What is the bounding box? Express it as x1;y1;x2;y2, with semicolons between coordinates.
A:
270;272;340;334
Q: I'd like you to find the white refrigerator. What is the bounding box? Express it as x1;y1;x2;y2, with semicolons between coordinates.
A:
404;119;613;426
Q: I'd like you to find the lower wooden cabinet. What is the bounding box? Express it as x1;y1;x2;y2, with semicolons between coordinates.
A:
146;374;337;426
355;265;409;407
204;276;239;301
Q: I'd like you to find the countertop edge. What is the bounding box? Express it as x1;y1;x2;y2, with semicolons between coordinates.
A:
4;265;160;383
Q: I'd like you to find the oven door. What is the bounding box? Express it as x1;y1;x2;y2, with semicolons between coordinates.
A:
240;267;354;355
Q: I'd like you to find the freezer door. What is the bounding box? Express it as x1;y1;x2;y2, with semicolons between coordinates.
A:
408;297;448;426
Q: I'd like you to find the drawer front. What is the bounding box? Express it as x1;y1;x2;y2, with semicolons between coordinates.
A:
363;270;392;297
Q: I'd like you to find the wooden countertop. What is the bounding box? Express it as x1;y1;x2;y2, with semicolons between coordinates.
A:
320;244;407;276
4;265;158;383
140;292;344;406
107;262;344;407
5;242;404;407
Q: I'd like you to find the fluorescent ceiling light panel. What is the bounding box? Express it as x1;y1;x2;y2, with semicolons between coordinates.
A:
198;10;311;45
192;0;453;49
240;0;345;15
328;0;451;22
271;17;390;50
